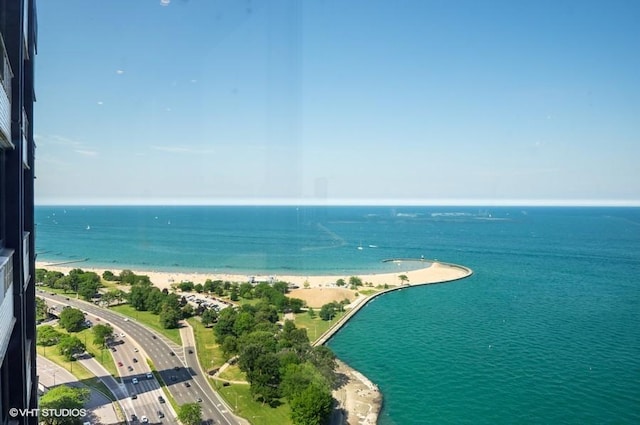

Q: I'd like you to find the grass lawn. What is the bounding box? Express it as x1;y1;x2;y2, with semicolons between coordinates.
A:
109;304;182;345
74;328;119;378
293;311;346;343
213;382;292;425
357;289;379;296
218;364;246;382
186;318;226;371
38;344;115;401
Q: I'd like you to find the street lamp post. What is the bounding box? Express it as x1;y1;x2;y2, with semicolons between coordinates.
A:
52;370;57;387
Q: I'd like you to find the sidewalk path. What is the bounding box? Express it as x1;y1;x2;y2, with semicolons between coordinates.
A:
37;355;120;425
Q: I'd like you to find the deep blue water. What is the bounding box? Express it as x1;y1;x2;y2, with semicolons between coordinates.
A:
35;206;640;423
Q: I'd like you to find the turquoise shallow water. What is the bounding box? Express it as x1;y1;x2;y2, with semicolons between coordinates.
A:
36;206;640;423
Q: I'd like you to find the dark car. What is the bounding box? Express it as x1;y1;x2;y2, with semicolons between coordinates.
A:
188;349;193;354
131;414;137;422
132;358;138;363
184;382;190;388
158;411;164;419
127;366;133;372
131;393;137;400
169;351;175;356
196;397;202;403
158;396;165;404
173;366;180;371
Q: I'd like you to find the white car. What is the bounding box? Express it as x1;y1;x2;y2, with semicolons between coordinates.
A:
134;347;139;352
120;333;125;337
124;318;129;322
132;378;138;384
141;416;148;423
146;372;153;379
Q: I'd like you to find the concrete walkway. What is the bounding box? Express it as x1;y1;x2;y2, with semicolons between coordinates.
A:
37;355;120;425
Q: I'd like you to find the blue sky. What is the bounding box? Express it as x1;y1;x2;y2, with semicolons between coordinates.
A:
35;0;640;206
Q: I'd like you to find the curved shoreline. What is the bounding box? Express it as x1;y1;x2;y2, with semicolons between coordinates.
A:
317;261;473;425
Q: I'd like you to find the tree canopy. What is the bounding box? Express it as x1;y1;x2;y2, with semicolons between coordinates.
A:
39;386;90;425
177;403;202;425
58;308;86;332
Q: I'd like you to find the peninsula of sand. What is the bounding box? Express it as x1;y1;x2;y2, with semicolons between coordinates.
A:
37;259;472;425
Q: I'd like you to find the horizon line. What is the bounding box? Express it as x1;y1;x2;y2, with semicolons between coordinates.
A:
34;197;640;207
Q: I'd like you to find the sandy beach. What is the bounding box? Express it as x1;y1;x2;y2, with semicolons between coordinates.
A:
35;260;470;292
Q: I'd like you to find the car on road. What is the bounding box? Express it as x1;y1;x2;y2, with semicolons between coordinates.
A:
131;393;137;400
184;382;190;388
111;347;117;352
127;366;133;372
173;366;180;371
158;396;165;404
146;372;153;379
152;335;156;339
157;411;164;419
134;347;139;352
133;358;138;363
169;351;175;356
124;318;129;321
120;333;125;337
141;416;148;423
188;349;193;354
131;414;137;422
132;378;138;384
196;397;202;403
117;361;123;367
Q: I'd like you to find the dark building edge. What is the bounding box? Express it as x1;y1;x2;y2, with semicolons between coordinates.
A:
0;1;37;425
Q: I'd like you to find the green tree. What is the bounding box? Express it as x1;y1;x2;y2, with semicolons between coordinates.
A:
92;323;114;348
182;304;194;318
398;274;409;285
37;325;62;346
307;307;316;318
58;335;85;361
36;268;47;283
36;296;49;322
43;270;64;287
102;270;117;281
238;282;254;299
119;269;136;284
194;283;204;293
247;352;281;405
146;287;167;314
77;280;99;300
289;382;333;425
335;278;346;287
229;286;239;301
281;362;325;400
128;282;152;310
178;281;195;292
308;346;337;385
349;276;363;289
214;308;238;343
177;403;202;425
201;308;218;327
58;308;86;332
233;311;256;336
39;386;90;425
288;297;305;313
319;303;336;321
159;303;181;329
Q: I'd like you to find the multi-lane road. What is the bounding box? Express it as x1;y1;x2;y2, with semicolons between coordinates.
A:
40;291;244;425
